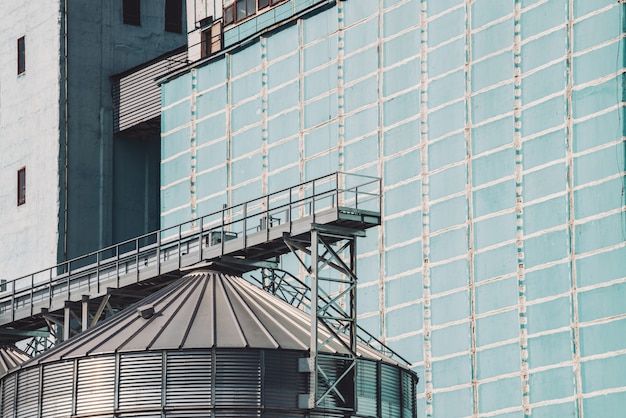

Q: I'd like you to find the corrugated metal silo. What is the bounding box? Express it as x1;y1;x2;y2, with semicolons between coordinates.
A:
0;271;417;417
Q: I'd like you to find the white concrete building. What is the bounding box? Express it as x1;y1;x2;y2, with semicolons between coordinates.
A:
0;0;186;281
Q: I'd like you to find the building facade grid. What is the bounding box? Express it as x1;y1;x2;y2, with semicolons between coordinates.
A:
159;0;626;416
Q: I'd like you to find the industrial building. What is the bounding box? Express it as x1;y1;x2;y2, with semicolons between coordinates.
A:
0;0;186;281
0;0;625;417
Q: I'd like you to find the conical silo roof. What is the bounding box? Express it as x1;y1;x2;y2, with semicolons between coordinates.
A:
0;346;29;376
27;270;401;366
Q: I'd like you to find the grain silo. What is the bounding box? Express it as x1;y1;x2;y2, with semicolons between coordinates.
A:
0;270;417;417
0;346;29;377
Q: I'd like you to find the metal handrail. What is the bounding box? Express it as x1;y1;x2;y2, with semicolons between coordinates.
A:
249;268;411;365
0;172;381;324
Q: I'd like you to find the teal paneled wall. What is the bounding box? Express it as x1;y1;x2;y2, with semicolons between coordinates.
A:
161;0;626;416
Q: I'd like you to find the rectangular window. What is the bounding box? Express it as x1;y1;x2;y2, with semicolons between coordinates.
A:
224;0;286;26
17;168;26;206
246;0;255;15
224;4;234;26
123;0;141;26
17;36;25;75
235;0;248;21
164;0;183;33
201;22;222;58
201;28;211;59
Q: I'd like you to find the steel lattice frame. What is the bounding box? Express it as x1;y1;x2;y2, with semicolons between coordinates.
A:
284;224;360;412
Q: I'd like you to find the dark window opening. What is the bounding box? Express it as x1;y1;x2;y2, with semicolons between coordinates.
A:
201;22;222;59
223;0;287;26
224;6;234;26
165;0;183;33
201;29;211;58
123;0;141;26
17;36;25;75
17;168;26;206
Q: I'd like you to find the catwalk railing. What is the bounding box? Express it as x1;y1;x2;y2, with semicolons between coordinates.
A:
0;172;381;326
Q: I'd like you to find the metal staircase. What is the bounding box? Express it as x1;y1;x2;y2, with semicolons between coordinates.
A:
0;172;382;351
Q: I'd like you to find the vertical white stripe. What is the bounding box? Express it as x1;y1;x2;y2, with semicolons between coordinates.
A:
465;2;478;416
261;37;269;197
420;1;432;417
190;68;198;225
566;0;583;415
513;1;531;416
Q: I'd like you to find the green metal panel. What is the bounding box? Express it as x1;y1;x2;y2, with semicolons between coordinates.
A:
159;0;626;416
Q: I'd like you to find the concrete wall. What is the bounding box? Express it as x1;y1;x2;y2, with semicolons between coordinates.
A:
61;0;186;262
161;0;626;416
113;133;161;244
0;3;61;280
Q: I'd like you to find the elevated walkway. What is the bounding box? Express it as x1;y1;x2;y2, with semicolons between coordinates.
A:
0;173;381;346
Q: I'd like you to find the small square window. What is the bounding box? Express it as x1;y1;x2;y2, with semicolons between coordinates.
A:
17;36;25;75
258;0;270;9
17;167;26;206
165;0;183;33
123;0;141;26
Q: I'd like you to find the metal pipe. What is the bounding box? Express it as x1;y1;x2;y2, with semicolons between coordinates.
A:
62;0;69;263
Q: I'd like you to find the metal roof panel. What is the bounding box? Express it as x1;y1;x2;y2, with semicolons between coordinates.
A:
26;270;401;366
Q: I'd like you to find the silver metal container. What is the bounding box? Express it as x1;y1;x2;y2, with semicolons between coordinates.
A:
0;271;417;417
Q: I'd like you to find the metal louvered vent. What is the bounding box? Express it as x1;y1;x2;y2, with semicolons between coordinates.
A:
316;355;354;411
264;350;308;409
1;374;15;418
16;368;38;417
166;351;212;408
41;362;74;418
119;352;162;410
76;356;116;415
112;47;187;133
167;413;217;418
381;364;401;418
215;350;261;407
403;370;417;417
357;360;378;416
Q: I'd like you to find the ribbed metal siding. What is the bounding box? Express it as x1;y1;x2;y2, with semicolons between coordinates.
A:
316;355;352;411
41;362;74;418
402;371;416;418
0;348;416;418
214;412;261;418
263;351;307;409
165;351;212;408
75;356;116;416
167;412;214;418
119;352;162;410
215;350;261;407
15;368;38;417
1;374;15;418
381;364;401;418
356;360;378;416
112;48;187;133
